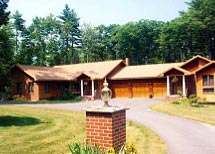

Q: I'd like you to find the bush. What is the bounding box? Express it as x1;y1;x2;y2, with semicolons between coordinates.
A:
188;94;199;106
12;95;26;102
60;89;75;100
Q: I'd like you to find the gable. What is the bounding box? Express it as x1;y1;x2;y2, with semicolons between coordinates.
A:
10;65;35;82
180;55;211;72
195;62;215;75
164;68;185;76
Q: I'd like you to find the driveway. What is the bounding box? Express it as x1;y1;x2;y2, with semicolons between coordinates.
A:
11;98;215;154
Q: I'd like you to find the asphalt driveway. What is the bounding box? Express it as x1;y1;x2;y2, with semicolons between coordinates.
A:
10;98;215;154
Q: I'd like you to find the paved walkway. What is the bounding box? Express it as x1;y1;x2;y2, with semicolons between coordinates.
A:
9;98;215;154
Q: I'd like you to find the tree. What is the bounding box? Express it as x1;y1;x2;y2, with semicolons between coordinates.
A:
113;20;164;65
0;0;14;96
12;10;25;54
0;0;10;26
58;4;81;64
42;15;61;66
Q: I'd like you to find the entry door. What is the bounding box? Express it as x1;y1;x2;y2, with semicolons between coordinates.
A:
170;76;182;95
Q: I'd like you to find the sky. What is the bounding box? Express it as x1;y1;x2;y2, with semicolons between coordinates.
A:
8;0;191;26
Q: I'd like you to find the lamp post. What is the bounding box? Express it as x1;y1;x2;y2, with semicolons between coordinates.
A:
85;78;127;150
100;78;112;107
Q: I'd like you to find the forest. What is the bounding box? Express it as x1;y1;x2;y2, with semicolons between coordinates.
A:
0;0;215;91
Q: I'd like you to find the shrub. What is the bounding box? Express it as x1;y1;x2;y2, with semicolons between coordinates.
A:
60;89;75;100
188;94;199;106
12;95;26;102
177;90;183;97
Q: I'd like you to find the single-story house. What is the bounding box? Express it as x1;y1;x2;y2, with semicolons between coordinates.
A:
10;55;215;103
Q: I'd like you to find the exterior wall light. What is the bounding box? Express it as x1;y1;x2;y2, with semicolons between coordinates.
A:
101;78;112;107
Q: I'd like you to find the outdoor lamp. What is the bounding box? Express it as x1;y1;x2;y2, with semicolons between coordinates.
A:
101;78;112;107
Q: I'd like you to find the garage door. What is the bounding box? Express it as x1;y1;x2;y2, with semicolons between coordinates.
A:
112;84;129;98
132;83;149;97
153;83;166;98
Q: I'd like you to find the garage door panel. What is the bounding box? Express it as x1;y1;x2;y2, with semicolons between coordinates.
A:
112;84;129;98
153;83;166;98
132;83;149;97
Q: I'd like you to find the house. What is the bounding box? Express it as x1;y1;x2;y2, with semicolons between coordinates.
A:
10;55;215;103
10;60;126;101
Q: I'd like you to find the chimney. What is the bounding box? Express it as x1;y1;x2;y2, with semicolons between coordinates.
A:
125;58;129;66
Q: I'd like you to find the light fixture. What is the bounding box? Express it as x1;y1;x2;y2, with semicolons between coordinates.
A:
101;78;112;107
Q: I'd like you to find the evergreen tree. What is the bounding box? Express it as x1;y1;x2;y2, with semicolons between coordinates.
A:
58;4;81;64
0;0;14;95
12;10;25;54
0;0;10;26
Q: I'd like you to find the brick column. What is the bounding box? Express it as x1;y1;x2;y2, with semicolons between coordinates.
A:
86;107;127;150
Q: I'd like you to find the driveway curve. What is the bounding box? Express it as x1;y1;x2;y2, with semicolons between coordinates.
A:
12;98;215;154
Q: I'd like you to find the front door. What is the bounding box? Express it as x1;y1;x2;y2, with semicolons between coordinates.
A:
170;76;182;95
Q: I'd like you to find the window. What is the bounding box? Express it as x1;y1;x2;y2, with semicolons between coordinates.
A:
28;82;34;93
17;82;23;95
71;82;81;94
44;84;50;93
59;83;67;93
202;75;214;94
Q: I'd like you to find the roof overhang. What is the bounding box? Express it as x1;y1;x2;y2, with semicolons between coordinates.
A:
159;67;192;77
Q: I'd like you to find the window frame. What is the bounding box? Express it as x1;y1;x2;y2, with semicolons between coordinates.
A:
202;75;214;94
44;83;51;93
17;82;23;95
28;82;34;93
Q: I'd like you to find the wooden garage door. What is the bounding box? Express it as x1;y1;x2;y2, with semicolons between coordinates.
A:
153;83;166;98
112;84;129;98
132;83;149;97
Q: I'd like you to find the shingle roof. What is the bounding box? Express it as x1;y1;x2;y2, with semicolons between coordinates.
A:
15;60;124;81
110;62;183;80
15;64;76;81
54;60;124;80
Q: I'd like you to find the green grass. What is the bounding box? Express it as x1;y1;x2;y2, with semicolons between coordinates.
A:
0;106;167;154
4;97;81;104
151;100;215;126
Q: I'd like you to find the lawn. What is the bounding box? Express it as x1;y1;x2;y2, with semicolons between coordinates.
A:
151;100;215;126
0;106;167;154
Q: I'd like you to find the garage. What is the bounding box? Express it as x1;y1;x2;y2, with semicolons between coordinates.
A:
153;82;166;98
112;84;130;98
111;79;167;98
132;83;149;97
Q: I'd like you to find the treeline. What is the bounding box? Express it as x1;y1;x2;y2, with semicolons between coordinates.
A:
0;0;215;90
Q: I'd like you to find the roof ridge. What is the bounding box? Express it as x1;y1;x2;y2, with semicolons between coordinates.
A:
16;63;53;68
53;59;123;67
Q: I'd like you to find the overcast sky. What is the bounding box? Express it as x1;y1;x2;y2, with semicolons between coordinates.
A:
8;0;191;26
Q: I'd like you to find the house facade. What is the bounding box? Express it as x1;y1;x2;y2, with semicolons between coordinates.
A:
10;55;215;103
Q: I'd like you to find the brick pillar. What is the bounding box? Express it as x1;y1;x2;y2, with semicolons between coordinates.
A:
86;107;127;150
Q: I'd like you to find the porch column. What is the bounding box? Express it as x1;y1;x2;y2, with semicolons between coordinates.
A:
81;80;84;97
182;75;186;97
167;76;170;96
91;79;94;97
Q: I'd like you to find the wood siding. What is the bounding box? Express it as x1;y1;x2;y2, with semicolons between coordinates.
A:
11;68;39;101
196;65;215;102
181;58;209;72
